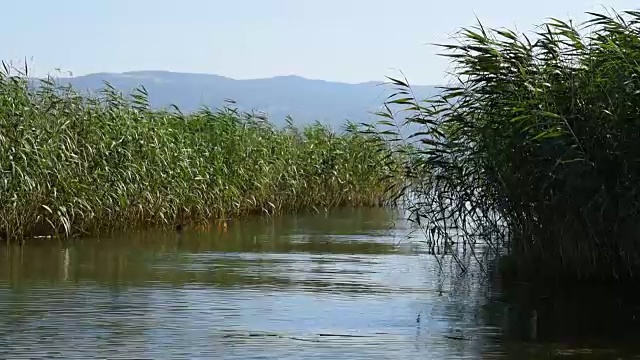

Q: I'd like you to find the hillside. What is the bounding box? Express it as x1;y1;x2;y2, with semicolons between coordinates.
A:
46;71;439;129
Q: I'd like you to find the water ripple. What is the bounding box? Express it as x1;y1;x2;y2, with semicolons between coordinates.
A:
0;208;632;359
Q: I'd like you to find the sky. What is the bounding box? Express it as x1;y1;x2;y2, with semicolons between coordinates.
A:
2;0;638;85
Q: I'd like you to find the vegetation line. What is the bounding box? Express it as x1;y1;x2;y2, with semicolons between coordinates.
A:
0;65;405;242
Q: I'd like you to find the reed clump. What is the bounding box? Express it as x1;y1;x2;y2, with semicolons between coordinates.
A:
0;64;404;241
371;9;640;283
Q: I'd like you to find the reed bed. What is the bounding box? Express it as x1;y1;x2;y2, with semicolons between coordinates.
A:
369;9;640;283
0;65;404;241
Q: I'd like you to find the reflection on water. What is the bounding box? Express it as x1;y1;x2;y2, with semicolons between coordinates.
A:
0;207;639;359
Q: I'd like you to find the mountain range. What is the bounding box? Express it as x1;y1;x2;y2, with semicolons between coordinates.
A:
47;71;440;130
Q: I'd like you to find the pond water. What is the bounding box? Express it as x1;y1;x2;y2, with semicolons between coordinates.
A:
0;207;639;359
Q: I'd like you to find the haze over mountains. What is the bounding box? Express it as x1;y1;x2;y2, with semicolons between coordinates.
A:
48;71;440;129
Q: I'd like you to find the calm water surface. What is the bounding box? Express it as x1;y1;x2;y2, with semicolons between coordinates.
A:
0;208;639;359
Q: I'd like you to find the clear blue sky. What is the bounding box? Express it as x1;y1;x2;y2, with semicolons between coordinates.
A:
3;0;638;84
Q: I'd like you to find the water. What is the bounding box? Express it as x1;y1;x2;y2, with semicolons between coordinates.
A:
0;207;639;359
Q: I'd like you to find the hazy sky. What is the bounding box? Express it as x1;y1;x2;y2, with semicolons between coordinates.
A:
3;0;638;84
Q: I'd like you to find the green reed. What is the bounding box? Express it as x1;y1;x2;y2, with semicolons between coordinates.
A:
369;9;640;282
0;64;404;241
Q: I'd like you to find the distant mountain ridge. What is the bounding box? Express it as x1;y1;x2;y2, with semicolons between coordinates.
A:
46;70;440;129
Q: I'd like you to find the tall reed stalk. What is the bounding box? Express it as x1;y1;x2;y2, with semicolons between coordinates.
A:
0;64;404;241
370;9;640;282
